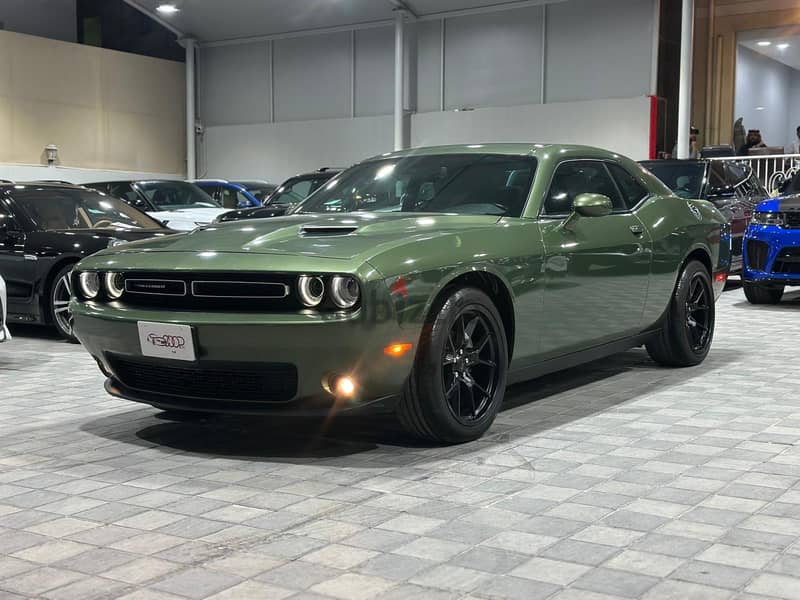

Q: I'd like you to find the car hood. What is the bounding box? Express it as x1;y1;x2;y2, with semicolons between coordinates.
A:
47;227;174;241
104;212;500;261
757;194;800;213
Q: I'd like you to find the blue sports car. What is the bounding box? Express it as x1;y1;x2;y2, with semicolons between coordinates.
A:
191;180;276;210
742;195;800;303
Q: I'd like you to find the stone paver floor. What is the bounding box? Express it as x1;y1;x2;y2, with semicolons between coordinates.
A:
1;284;800;599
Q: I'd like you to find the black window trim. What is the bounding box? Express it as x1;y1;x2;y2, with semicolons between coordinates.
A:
538;158;653;219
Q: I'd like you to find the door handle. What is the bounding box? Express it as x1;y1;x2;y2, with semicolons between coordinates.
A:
629;225;644;235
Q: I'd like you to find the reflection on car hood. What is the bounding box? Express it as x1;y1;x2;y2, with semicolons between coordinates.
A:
104;212;500;261
148;208;229;229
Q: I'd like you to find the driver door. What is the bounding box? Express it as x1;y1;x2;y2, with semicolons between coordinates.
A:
0;198;34;316
538;160;652;358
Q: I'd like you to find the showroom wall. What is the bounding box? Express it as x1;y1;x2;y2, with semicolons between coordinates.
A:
199;0;657;181
0;30;186;182
0;0;77;43
735;45;800;152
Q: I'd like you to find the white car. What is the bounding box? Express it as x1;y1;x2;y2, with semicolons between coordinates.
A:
0;274;10;342
84;180;228;231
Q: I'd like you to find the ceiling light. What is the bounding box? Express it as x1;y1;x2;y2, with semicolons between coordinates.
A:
755;106;765;111
757;41;772;46
156;4;180;14
778;43;790;50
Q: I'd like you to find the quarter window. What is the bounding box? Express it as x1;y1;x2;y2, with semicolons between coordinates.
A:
543;161;625;215
607;163;648;209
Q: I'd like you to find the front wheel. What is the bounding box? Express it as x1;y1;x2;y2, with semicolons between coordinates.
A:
397;287;508;444
646;260;714;367
743;282;784;305
50;264;78;343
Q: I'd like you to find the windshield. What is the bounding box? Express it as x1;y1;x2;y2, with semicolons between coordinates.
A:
268;176;332;207
137;181;221;210
235;183;277;202
643;162;707;199
296;155;536;217
14;187;163;231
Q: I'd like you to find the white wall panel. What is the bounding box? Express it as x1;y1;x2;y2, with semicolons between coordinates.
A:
735;45;800;152
545;0;655;103
354;27;393;117
411;97;652;161
273;32;351;122
444;6;543;110
203;115;393;182
200;42;270;126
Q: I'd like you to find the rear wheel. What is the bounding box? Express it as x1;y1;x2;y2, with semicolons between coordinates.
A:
50;264;78;343
397;287;508;444
646;260;714;367
743;282;784;304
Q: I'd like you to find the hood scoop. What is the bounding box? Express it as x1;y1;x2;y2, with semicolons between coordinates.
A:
299;224;359;236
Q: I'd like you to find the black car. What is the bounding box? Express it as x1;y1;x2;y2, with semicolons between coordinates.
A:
0;183;174;341
640;159;769;273
215;168;341;223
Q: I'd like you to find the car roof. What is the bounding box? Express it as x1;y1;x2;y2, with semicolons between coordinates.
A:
366;143;630;163
0;181;90;191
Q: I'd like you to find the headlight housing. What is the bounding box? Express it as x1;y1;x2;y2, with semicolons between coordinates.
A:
298;275;325;307
330;276;360;309
104;272;124;299
751;211;784;226
78;272;100;299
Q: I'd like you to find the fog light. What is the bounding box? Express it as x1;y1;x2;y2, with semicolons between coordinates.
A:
329;375;356;398
715;272;728;283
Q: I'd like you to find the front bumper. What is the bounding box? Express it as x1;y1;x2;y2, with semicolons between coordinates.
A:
73;302;417;415
742;224;800;286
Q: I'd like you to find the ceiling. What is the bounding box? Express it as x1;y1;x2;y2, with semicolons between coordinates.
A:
127;0;551;43
739;26;800;71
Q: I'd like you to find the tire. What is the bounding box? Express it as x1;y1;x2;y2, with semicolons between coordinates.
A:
743;282;784;305
49;263;78;343
397;287;508;444
646;260;714;367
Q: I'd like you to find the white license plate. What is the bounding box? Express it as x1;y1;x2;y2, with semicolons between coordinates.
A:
137;322;196;362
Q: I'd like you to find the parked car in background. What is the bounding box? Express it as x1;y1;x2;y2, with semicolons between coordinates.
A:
72;144;729;443
0;274;9;343
742;195;800;304
85;180;227;231
640;159;768;273
192;179;277;210
214;168;341;223
0;182;174;341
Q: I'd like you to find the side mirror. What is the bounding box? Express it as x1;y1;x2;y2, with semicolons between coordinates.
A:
573;193;613;217
562;193;613;231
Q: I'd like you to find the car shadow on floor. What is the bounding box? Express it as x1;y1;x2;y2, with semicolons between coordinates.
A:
81;347;737;463
5;324;63;340
732;288;800;310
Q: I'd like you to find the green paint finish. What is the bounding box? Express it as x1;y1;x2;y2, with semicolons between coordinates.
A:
72;145;730;411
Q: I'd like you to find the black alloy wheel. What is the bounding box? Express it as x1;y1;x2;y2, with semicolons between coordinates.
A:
442;310;500;425
685;273;712;352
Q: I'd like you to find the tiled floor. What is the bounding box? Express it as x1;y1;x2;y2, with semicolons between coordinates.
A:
1;284;800;600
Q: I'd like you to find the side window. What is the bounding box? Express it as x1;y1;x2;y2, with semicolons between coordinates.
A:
109;183;143;208
607;163;648;209
236;192;252;208
218;187;239;209
543;161;625;215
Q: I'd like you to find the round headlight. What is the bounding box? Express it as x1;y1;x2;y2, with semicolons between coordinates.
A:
105;272;124;299
330;276;360;309
298;275;324;307
79;272;100;299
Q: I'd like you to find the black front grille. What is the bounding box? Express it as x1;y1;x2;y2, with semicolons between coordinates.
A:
784;212;800;228
119;272;299;312
772;247;800;275
107;355;298;402
746;240;770;271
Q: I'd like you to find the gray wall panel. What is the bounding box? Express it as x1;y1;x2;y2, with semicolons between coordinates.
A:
354;27;393;117
444;6;543;110
0;0;76;42
200;42;270;127
416;20;442;113
545;0;654;103
273;32;351;122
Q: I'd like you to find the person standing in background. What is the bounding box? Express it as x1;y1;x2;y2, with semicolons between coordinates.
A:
738;129;767;156
791;126;800;154
672;127;700;159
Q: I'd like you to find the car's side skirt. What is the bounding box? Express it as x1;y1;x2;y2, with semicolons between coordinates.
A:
506;329;661;386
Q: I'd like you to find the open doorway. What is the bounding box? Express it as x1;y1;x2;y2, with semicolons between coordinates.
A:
735;27;800;156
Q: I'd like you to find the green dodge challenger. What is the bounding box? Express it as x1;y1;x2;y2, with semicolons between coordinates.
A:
71;144;731;443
